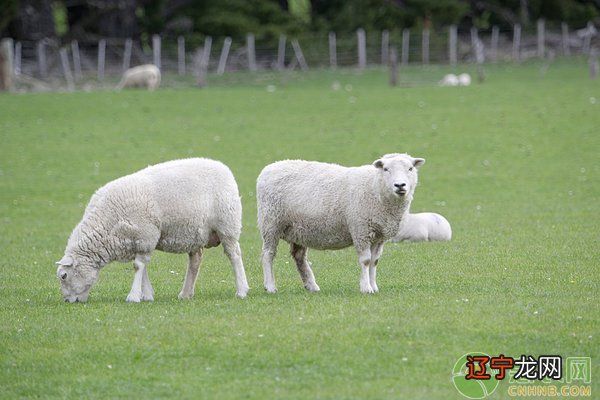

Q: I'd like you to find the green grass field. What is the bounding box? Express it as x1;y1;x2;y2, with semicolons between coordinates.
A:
1;61;598;399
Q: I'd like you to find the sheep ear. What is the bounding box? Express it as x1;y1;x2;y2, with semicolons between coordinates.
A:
56;255;73;267
413;158;426;168
373;159;384;169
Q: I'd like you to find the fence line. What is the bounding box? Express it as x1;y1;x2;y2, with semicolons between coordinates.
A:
2;21;599;90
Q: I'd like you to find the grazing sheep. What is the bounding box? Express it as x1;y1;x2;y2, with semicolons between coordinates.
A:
117;64;161;91
439;73;459;86
391;212;452;242
257;153;425;294
56;158;249;303
458;73;472;86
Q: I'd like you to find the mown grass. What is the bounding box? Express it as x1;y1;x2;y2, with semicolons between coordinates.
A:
0;60;598;399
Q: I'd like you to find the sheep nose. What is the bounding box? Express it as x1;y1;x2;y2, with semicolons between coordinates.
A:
394;183;406;190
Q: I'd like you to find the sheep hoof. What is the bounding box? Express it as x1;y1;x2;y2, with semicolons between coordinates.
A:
140;294;154;302
305;283;320;292
126;292;142;302
360;284;375;294
178;291;193;300
264;286;277;294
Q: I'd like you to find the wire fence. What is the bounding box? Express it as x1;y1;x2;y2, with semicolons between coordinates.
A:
4;21;599;91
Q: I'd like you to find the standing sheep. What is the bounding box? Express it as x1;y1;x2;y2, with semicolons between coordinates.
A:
257;153;425;294
391;212;452;242
116;64;161;91
56;158;249;303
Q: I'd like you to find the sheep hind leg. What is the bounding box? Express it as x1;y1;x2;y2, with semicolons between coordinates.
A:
178;250;203;299
291;243;320;292
127;253;152;303
261;236;278;293
222;239;250;299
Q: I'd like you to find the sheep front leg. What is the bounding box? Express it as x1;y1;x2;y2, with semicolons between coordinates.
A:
222;240;250;299
178;251;203;299
141;261;155;301
127;253;151;303
356;247;374;294
369;243;384;293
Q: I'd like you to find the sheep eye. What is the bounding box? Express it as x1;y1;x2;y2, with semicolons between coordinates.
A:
383;168;389;172
409;167;414;172
61;272;68;280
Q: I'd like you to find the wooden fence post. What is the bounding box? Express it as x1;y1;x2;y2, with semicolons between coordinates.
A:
449;25;457;66
247;33;256;71
202;36;212;71
422;28;429;64
0;38;14;91
277;34;286;70
491;26;499;62
537;19;545;58
37;40;47;78
582;21;593;55
178;36;185;75
194;39;211;87
217;37;231;75
512;24;521;62
590;51;598;80
389;47;398;87
97;39;106;81
122;38;132;72
357;28;366;69
381;30;389;65
328;32;337;68
401;29;410;65
59;48;74;90
470;27;479;60
71;40;82;81
561;22;570;56
14;41;21;76
152;34;161;69
291;39;308;71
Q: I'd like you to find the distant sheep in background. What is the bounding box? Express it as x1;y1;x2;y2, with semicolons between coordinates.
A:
391;212;452;242
117;64;161;91
439;73;472;87
458;73;472;86
439;74;459;86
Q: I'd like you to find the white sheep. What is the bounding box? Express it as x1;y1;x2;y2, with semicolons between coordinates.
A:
116;64;161;91
257;153;425;294
391;212;452;242
458;73;472;86
439;74;459;86
56;158;249;303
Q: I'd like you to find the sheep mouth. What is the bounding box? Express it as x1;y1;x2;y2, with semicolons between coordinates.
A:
394;189;407;196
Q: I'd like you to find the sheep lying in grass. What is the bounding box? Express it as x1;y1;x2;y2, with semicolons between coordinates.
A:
391;212;452;242
439;74;459;86
458;73;471;86
117;64;161;91
257;153;425;294
439;73;471;87
56;158;249;303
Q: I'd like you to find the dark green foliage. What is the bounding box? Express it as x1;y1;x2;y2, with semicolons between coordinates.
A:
0;0;19;33
179;0;306;43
